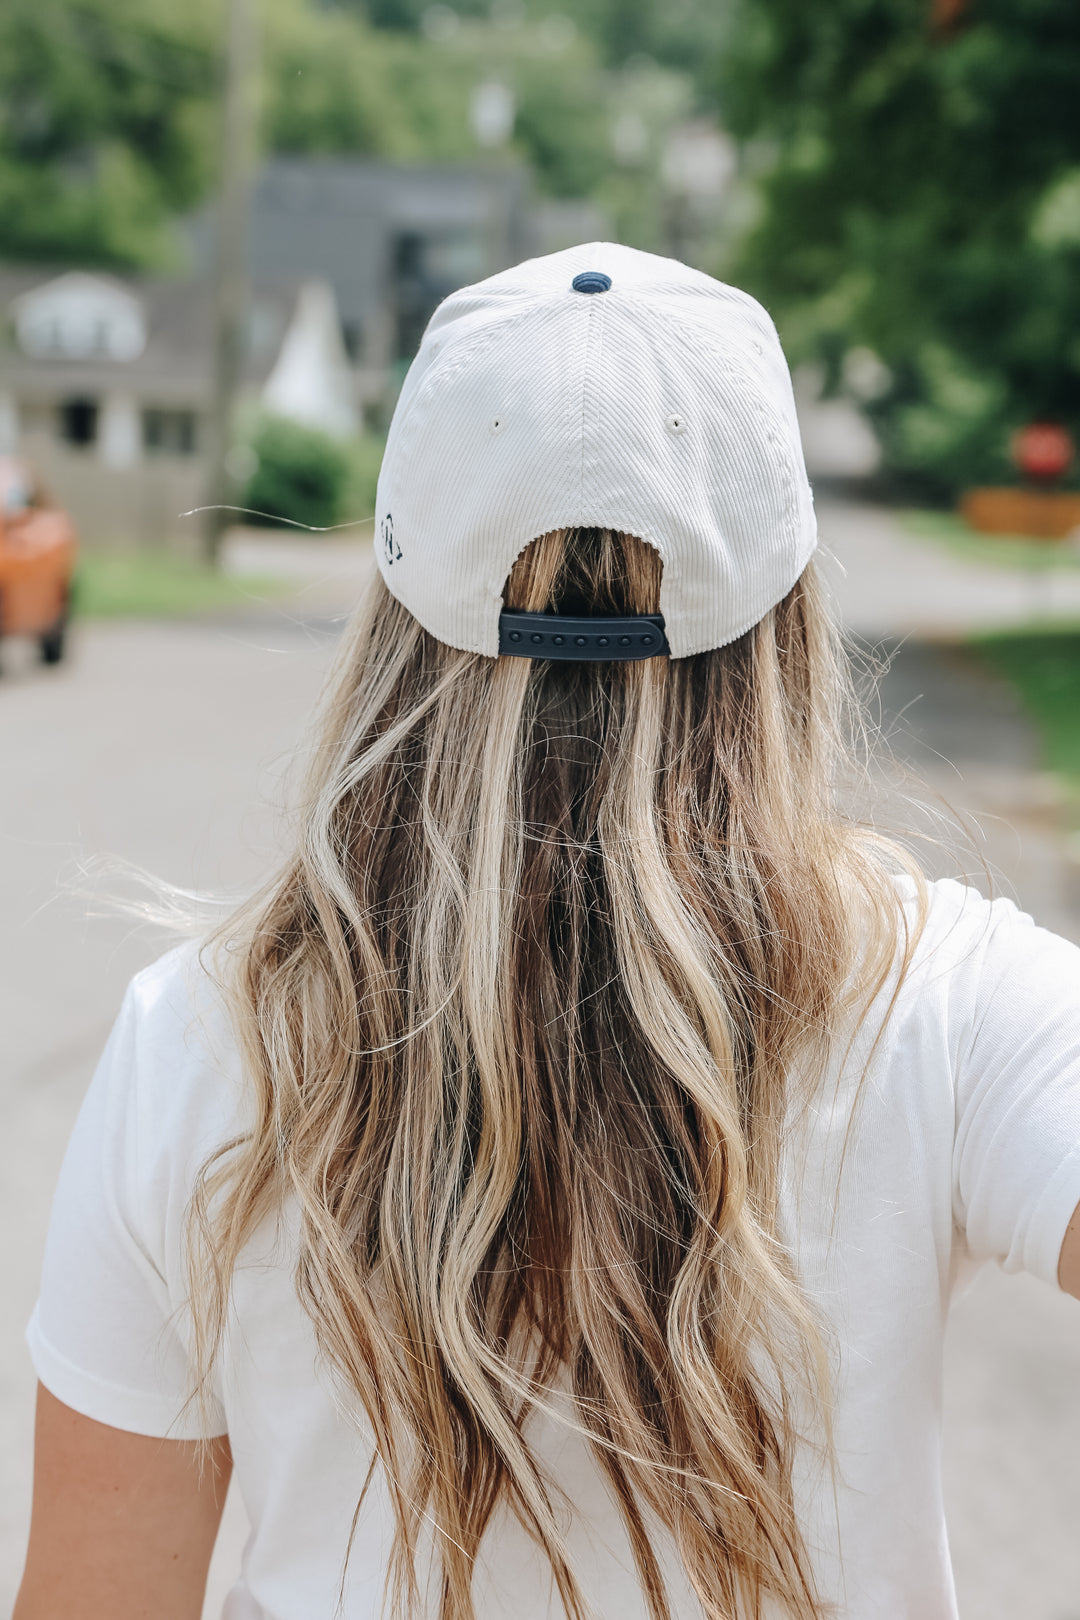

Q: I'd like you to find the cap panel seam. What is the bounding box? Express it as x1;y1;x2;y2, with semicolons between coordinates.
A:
578;297;604;509
392;298;569;441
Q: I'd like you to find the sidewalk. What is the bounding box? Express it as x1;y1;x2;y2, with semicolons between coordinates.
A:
816;496;1080;640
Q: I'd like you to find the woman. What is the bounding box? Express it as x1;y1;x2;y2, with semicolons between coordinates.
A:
16;245;1080;1620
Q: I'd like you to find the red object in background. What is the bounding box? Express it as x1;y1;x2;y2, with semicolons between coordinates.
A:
931;0;969;35
0;456;77;662
1012;422;1075;482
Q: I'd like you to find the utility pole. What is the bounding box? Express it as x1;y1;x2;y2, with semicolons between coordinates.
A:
203;0;259;564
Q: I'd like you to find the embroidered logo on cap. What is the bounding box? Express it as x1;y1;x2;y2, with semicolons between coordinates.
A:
382;513;401;564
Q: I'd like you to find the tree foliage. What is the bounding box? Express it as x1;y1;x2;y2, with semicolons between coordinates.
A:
0;0;701;265
0;0;217;264
551;0;730;76
263;1;475;163
718;0;1080;493
0;0;724;272
346;0;731;79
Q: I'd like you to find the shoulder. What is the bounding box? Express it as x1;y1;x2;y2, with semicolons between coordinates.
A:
103;940;248;1190
888;874;1080;1047
839;876;1043;1073
900;875;1037;981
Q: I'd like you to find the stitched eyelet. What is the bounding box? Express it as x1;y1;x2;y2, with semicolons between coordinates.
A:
490;416;504;435
665;414;686;435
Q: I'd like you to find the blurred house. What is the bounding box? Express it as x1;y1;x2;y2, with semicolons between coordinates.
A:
0;158;600;547
0;268;317;547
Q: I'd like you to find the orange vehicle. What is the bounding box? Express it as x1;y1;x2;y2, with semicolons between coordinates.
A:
0;457;77;664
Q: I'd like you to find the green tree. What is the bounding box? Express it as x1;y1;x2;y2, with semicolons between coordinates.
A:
263;3;616;197
262;0;478;160
341;0;488;29
718;0;1080;494
0;0;217;265
559;0;730;75
0;0;714;270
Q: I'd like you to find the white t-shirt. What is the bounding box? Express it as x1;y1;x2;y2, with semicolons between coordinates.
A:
27;878;1080;1620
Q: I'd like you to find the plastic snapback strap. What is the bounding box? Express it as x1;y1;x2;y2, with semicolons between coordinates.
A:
498;611;669;661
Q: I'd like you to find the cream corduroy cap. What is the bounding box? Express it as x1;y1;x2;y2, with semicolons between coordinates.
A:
374;242;816;659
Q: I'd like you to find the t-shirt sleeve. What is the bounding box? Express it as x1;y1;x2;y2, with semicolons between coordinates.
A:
951;894;1080;1287
27;964;228;1439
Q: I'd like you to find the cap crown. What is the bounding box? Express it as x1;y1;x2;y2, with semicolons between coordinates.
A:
375;242;816;657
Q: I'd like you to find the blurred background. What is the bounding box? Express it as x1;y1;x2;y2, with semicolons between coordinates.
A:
1;1;1079;1615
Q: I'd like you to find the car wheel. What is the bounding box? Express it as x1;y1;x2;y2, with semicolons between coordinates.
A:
39;588;69;665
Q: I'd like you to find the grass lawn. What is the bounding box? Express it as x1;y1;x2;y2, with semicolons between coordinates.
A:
971;628;1080;788
901;509;1080;573
74;549;285;618
901;511;1080;798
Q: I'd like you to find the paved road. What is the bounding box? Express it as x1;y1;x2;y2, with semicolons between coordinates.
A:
816;497;1080;640
1;510;1079;1617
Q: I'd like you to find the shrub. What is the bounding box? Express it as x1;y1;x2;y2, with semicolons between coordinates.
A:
242;415;352;531
341;433;385;527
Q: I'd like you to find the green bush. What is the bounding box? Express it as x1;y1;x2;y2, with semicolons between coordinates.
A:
341;433;385;527
242;416;353;531
974;629;1080;785
866;345;1017;501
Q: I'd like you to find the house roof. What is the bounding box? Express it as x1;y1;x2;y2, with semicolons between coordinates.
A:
0;269;298;404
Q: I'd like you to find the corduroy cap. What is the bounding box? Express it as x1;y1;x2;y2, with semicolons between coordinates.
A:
374;242;816;659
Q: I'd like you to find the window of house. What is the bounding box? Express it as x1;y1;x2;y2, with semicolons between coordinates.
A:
391;232;431;363
390;229;485;362
142;409;198;455
59;398;99;447
341;320;362;362
16;275;147;362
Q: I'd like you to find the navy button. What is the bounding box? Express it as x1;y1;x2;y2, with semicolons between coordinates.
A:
572;271;612;295
552;634;565;645
574;635;587;646
509;631;522;642
597;635;609;646
531;633;543;644
619;635;631;646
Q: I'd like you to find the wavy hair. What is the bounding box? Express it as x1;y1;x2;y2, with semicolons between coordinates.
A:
191;527;919;1620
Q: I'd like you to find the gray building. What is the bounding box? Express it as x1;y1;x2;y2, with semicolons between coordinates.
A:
186;157;538;378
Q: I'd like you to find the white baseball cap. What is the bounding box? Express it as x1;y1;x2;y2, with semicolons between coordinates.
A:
374;242;816;661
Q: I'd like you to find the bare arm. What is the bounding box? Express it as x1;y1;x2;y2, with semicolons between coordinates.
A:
1059;1199;1080;1299
14;1383;231;1620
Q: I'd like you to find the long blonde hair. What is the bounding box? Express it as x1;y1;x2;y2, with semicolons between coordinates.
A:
192;527;917;1620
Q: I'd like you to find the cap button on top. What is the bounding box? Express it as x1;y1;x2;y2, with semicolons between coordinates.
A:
572;271;612;295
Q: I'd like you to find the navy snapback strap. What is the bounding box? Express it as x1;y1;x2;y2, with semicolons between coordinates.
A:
498;611;669;661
